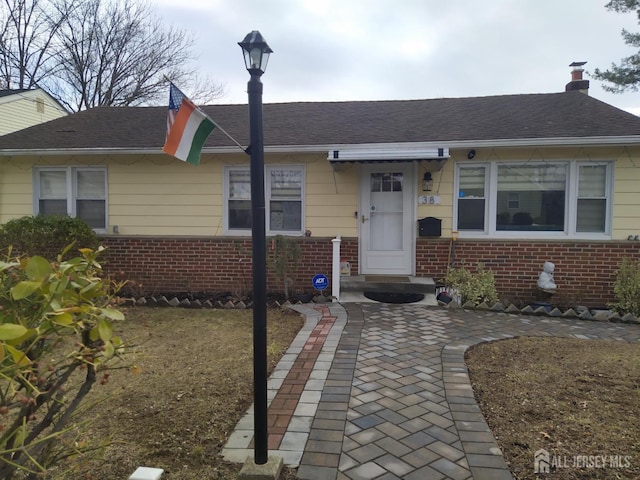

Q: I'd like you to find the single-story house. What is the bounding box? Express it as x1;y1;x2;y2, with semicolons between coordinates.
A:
0;88;68;135
0;65;639;306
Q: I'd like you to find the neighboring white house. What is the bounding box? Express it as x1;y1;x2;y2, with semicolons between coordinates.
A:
0;89;68;135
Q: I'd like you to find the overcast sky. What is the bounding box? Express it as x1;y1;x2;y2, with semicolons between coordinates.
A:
155;0;640;115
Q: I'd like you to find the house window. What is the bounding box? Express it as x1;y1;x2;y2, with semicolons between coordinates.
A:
455;161;612;237
268;167;303;232
224;165;305;234
507;193;520;209
34;167;107;230
457;166;487;231
228;169;252;229
496;164;566;231
576;164;608;232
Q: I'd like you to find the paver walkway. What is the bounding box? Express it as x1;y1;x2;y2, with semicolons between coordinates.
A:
222;302;640;479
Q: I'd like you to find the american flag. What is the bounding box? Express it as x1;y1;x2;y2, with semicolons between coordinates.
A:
166;83;186;138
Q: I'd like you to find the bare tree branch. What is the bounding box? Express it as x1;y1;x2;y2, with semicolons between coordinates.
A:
0;0;67;89
0;0;224;110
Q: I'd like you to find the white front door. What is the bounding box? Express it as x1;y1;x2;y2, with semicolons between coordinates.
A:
359;164;415;275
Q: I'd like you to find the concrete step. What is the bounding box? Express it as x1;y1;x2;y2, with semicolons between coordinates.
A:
338;276;438;305
340;275;436;294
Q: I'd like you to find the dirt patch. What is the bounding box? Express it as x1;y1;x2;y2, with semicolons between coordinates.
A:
466;337;640;479
46;307;304;480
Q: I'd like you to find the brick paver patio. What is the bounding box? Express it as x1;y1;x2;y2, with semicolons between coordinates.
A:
222;302;640;479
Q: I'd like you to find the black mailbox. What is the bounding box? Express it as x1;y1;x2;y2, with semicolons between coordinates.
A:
418;217;441;237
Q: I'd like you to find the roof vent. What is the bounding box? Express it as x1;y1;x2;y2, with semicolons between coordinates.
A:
566;61;589;94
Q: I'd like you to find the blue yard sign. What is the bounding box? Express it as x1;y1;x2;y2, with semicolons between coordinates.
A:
312;273;329;291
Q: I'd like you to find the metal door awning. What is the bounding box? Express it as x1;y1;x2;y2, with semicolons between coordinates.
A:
328;146;449;169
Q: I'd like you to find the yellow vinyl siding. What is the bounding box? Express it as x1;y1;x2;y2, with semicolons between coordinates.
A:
613;153;640;237
417;161;454;236
107;194;216;206
109;205;222;217
0;90;67;135
0;146;639;240
305;159;358;237
107;156;224;235
108;152;358;236
0;166;33;223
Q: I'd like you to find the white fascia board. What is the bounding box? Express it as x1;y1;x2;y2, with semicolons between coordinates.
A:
0;146;315;156
3;135;640;157
433;136;640;148
0;148;163;157
268;137;640;153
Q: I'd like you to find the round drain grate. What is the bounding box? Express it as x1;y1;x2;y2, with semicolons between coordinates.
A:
363;292;425;304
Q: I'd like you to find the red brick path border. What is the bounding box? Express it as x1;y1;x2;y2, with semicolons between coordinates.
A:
249;305;336;449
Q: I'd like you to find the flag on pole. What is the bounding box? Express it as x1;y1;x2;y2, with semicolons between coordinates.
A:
162;83;216;166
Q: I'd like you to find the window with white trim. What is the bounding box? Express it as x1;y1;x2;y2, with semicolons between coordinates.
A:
34;167;107;231
224;165;305;234
577;164;608;232
457;165;487;231
496;163;566;231
455;161;612;237
228;169;252;229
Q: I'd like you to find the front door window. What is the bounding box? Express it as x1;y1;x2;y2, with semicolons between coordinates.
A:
369;172;403;250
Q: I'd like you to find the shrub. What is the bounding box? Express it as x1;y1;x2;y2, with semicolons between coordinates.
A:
444;262;499;306
609;257;640;316
0;246;126;479
269;235;302;299
0;215;99;260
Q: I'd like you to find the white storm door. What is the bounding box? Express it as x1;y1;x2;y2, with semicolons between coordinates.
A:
360;164;415;275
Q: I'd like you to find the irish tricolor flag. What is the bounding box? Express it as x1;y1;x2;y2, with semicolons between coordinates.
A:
162;83;216;166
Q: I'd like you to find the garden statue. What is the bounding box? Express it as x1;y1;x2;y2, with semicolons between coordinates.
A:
537;261;557;290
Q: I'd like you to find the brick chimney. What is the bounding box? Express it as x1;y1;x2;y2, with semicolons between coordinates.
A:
565;61;589;94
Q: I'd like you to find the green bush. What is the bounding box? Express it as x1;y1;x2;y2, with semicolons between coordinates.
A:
444;262;499;306
269;235;302;299
609;257;640;316
0;216;98;260
0;246;125;479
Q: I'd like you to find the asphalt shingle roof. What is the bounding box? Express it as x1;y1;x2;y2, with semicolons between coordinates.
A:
0;89;31;98
1;91;639;152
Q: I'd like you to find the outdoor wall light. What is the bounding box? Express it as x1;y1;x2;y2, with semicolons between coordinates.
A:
423;171;433;191
238;30;273;75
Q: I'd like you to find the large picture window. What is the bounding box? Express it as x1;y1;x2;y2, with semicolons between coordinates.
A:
496;164;566;231
455;161;612;238
224;165;304;234
34;167;107;230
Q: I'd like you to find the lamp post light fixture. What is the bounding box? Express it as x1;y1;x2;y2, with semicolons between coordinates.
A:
239;30;272;466
239;30;273;75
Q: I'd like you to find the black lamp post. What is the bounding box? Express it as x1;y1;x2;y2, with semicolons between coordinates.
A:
239;30;273;466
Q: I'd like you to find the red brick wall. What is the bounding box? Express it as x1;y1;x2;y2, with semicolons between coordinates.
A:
101;236;639;307
101;236;358;297
417;238;640;307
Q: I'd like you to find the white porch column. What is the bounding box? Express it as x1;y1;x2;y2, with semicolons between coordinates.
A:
331;236;341;301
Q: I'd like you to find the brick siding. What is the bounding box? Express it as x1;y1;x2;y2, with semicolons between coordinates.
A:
101;236;639;307
101;236;359;298
417;238;640;307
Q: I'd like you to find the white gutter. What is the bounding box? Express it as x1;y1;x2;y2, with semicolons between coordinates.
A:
2;136;640;157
